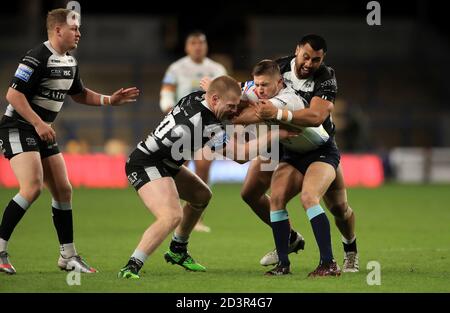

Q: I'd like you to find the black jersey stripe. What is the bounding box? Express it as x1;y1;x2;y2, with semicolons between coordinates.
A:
29;102;58;122
36;87;68;102
40;78;74;91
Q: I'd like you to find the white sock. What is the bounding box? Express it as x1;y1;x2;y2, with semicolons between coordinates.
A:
131;249;148;264
172;233;189;243
60;243;77;258
342;236;356;245
0;238;7;252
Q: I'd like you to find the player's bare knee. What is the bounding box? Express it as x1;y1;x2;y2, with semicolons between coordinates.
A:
194;186;212;207
60;183;73;200
53;182;73;202
161;211;183;230
300;192;320;210
270;194;288;211
329;203;351;220
241;188;254;205
21;181;44;202
171;214;183;229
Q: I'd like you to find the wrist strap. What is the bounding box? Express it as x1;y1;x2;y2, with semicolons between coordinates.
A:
286;110;293;122
100;95;111;106
276;109;293;122
276;109;283;121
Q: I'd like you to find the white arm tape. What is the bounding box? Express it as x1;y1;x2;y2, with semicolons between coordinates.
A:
276;109;283;121
160;89;175;112
100;95;110;106
276;109;293;122
286;110;293;122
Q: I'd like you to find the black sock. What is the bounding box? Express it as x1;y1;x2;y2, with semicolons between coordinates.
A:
52;207;73;244
289;229;298;244
307;206;334;264
170;240;188;253
343;238;357;253
0;199;28;241
128;257;143;272
270;210;290;266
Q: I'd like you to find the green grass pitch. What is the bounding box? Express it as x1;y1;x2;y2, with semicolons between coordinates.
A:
1;184;449;292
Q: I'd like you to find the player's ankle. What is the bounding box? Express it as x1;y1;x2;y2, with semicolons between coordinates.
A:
289;230;298;244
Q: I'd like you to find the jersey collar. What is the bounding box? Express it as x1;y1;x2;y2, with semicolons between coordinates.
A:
201;99;213;112
44;41;66;57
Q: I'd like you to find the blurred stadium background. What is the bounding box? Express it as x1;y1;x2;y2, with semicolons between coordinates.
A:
1;0;449;186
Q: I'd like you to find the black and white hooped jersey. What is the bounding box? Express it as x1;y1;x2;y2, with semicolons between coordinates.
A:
137;91;228;166
3;41;84;128
276;56;337;137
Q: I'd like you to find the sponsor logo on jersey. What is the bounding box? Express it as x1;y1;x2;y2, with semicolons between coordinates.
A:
127;172;142;187
50;69;62;77
301;80;315;92
26;137;37;146
50;68;73;78
38;87;67;101
283;72;315;93
320;78;337;88
14;63;34;82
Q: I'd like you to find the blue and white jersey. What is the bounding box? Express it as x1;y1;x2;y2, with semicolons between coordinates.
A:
242;81;330;153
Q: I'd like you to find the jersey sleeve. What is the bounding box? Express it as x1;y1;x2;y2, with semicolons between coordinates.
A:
162;64;177;85
67;64;85;95
10;50;44;95
313;67;338;103
241;80;259;102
